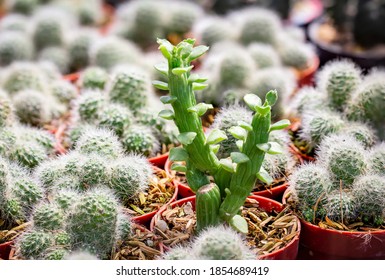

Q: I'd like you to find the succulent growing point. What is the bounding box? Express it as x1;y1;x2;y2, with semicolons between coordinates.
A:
107;65;150;114
66;187;120;258
191;225;255;260
325;191;357;224
352;174;385;225
79;67;109;90
0;31;34;67
75;127;123;159
154;38;290;233
109;154;152;201
209;105;252;159
98;103;133;137
317;134;368;185
121;125;160;157
316;60;362;112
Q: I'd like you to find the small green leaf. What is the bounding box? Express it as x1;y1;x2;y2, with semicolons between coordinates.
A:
230;152;249;164
219;159;235;173
244;94;262;111
255;105;271;116
256;167;273;185
184;38;196;45
256;143;271;152
169;147;189;162
206;129;227;145
187;103;213;116
266;142;283;155
171;163;187;173
210;144;220;154
158;109;174;120
238;121;252;131
189;45;209;61
160;95;177;104
153;63;168;76
236;140;243;152
192;83;208;91
188;74;208;83
152;80;169;90
157;39;174;60
265;90;278;106
177;132;197;145
171;66;194;75
229;215;248;234
228;126;247;141
270;119;291;131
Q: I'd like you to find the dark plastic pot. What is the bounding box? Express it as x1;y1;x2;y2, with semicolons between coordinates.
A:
308;18;385;70
150;195;300;260
148;152;169;169
0;241;13;260
282;189;385;259
130;166;178;227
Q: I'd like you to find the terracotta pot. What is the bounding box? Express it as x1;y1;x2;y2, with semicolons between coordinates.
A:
0;240;13;260
282;189;385;259
308;18;385;70
148;152;169;169
150;195;300;260
130;166;178;227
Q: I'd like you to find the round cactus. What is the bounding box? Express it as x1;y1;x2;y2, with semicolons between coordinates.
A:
79;66;109;90
193;16;237;47
367;143;385;176
9;0;38;15
52;175;83;191
247;43;281;69
352;174;385;225
115;212;132;241
325;191;357;224
0;31;34;67
109;155;152;201
235;8;281;45
317;134;368;185
77;0;104;26
17;230;53;260
220;88;249;107
68;29;98;71
52;188;80;211
107;65;150;114
210;105;252;159
121;125;160;157
288;86;328;117
75;127;123;159
276;39;314;70
191;225;255;260
32;202;64;231
2;62;47;95
340;122;377;149
10;140;48;168
164;1;202;35
0;90;14;127
10;175;44;207
0;14;28;32
345;70;385;140
162;246;192;260
12;90;50;126
44;248;68;260
66;187;120;258
63;250;99;260
80;155;110;186
35;159;66;188
316;60;362;112
98;103;133;137
65;122;96;148
37;60;62;81
90;36;141;70
75;89;106;122
0;128;16;159
289;163;334;211
50;80;78;105
299;109;345;147
38;46;70;74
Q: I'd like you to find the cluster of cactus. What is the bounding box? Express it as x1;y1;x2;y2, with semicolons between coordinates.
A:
161;225;254;260
289;133;385;226
15;187;132;259
69;65;178;157
154;38;290;234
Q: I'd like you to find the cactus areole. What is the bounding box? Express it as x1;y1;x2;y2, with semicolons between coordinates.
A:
154;38;290;233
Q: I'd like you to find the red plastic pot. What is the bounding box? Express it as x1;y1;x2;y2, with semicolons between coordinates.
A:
0;241;13;260
63;72;81;84
294;55;320;87
148;152;169;169
282;189;385;259
164;158;195;198
252;182;289;200
150;195;300;260
130;166;178;227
